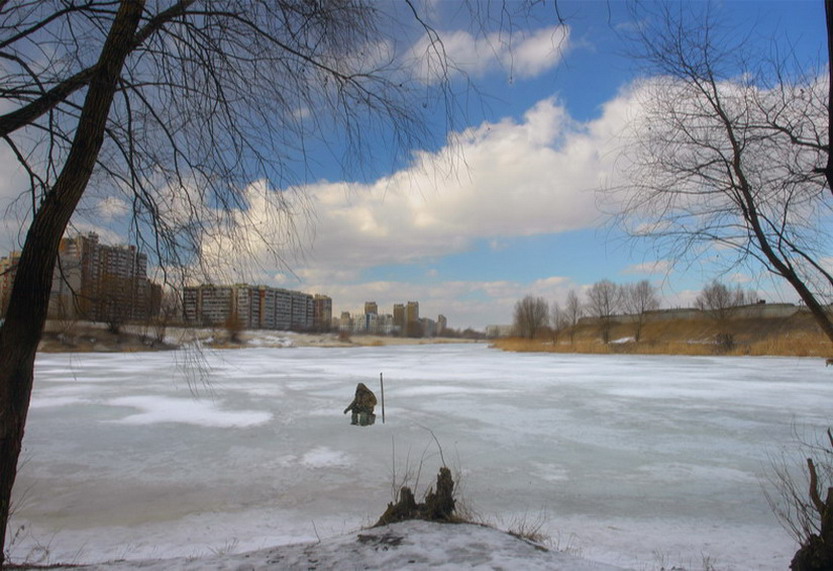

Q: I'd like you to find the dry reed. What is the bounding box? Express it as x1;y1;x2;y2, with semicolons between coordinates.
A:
494;314;833;358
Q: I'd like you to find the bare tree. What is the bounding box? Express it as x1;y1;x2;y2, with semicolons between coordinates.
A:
695;280;753;322
513;295;549;339
143;287;179;346
615;1;833;347
0;1;483;561
565;289;582;344
695;279;755;351
551;301;569;344
621;280;660;342
614;5;833;563
585;279;621;344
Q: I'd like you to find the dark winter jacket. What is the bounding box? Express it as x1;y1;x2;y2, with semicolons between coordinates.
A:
344;383;377;414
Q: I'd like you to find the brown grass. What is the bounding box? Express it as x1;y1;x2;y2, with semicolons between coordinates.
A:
495;313;833;358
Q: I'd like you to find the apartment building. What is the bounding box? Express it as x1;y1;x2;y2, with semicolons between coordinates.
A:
54;233;159;323
313;295;332;331
183;283;317;331
1;233;160;322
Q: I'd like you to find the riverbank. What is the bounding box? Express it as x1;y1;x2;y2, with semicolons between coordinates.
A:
37;320;481;353
495;309;833;358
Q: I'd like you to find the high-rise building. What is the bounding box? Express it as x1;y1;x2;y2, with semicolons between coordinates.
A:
393;303;405;333
51;232;157;323
364;301;378;315
405;301;419;323
420;317;436;337
1;233;159;322
338;311;353;332
437;314;448;335
314;295;333;331
183;283;316;331
405;301;420;336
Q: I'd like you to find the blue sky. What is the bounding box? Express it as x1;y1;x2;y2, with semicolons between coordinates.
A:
1;0;828;330
285;0;826;330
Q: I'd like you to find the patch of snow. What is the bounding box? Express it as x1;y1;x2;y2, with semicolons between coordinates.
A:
63;521;625;570
246;335;295;347
300;446;352;469
106;396;272;427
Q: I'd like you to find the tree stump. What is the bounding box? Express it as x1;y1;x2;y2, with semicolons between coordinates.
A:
374;467;456;527
791;458;833;571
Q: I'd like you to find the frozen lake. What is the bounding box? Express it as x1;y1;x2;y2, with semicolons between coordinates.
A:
9;344;832;569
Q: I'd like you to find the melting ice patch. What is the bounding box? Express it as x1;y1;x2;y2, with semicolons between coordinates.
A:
107;396;272;427
300;446;352;468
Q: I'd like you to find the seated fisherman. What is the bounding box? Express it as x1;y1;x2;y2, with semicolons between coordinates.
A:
343;382;377;426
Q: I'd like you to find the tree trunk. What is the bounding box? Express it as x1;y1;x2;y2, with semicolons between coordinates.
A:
0;2;144;563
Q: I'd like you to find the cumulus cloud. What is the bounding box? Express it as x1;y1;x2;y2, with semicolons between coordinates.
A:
199;91;632;281
181;86;642;326
0;76;643;329
298;95;627;268
409;25;570;83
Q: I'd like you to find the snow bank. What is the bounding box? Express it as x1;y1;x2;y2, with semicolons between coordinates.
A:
62;520;625;570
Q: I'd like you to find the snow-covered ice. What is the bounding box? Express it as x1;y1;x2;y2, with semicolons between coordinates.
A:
61;520;625;571
9;344;832;569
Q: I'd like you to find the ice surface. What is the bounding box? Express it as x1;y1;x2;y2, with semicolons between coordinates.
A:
9;344;831;569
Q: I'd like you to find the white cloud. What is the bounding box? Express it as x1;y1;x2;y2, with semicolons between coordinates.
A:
0;76;646;330
409;25;570;84
96;197;130;220
182;87;642;327
509;26;571;78
293;96;626;270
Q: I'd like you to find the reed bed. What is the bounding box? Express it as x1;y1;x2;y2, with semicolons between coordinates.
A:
493;314;833;358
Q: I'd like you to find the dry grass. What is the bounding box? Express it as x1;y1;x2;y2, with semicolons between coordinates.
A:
495;313;833;358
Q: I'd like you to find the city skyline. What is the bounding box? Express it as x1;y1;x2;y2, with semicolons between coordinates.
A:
0;1;825;330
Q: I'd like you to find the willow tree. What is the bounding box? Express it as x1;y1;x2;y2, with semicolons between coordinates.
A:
0;0;474;561
616;1;833;345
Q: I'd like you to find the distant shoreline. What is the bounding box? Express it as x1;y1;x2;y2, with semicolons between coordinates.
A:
37;320;482;353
